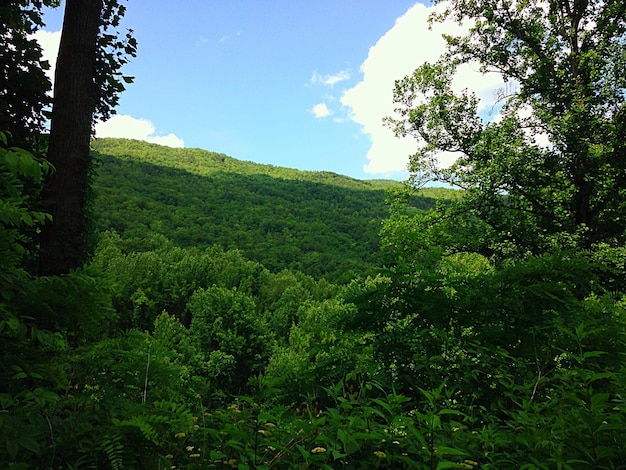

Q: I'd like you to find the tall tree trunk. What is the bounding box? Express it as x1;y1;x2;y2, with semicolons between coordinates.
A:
39;0;103;276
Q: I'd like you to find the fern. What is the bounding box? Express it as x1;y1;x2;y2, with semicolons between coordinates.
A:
113;416;159;444
102;433;124;470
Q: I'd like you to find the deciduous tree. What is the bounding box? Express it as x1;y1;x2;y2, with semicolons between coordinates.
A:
0;0;56;147
386;0;626;256
39;0;135;275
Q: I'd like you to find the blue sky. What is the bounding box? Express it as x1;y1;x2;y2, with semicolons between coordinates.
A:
37;1;505;181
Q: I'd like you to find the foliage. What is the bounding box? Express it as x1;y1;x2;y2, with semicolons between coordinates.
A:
2;0;626;468
0;0;57;146
385;0;626;256
188;286;274;395
0;136;121;468
94;237;268;329
94;0;137;123
90;138;453;282
0;131;52;277
92;137;401;190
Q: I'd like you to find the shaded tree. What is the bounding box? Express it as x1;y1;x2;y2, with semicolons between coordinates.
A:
39;0;135;275
0;0;56;147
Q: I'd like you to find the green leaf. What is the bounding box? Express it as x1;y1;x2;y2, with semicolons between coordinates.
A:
434;446;467;456
0;393;16;408
437;408;465;416
436;462;464;470
332;449;348;460
18;435;40;454
590;393;610;412
5;439;19;459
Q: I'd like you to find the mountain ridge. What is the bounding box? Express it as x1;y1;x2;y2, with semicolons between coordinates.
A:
91;138;401;191
90;138;456;281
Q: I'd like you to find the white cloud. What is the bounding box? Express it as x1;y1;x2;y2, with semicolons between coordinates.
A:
311;69;351;87
341;2;507;175
31;29;61;84
310;102;332;119
33;29;184;149
95;115;185;148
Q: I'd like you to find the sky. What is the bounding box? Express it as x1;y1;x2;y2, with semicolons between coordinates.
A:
36;1;506;181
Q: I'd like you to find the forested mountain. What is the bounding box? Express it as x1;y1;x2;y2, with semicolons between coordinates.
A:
2;1;625;469
90;138;452;281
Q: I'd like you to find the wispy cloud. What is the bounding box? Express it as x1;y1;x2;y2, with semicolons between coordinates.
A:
219;31;242;44
195;36;210;47
310;102;332;118
310;69;351;87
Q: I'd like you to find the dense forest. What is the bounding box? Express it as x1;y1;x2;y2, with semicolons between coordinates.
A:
90;138;453;282
2;1;626;469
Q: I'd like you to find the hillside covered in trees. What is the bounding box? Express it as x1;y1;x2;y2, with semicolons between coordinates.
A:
90;138;451;282
2;0;626;469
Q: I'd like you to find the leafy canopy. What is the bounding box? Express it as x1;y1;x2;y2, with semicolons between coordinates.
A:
386;0;626;256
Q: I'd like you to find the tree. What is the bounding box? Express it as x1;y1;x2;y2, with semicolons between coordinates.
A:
188;286;273;395
38;0;136;275
373;4;626;463
0;0;56;148
386;0;626;256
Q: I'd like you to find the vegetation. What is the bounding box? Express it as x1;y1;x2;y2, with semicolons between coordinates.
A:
90;138;451;282
1;0;625;469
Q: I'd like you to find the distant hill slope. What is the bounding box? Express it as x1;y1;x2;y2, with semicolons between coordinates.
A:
90;138;454;281
92;138;400;190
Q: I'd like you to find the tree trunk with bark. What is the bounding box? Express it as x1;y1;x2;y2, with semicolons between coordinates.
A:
39;0;103;276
